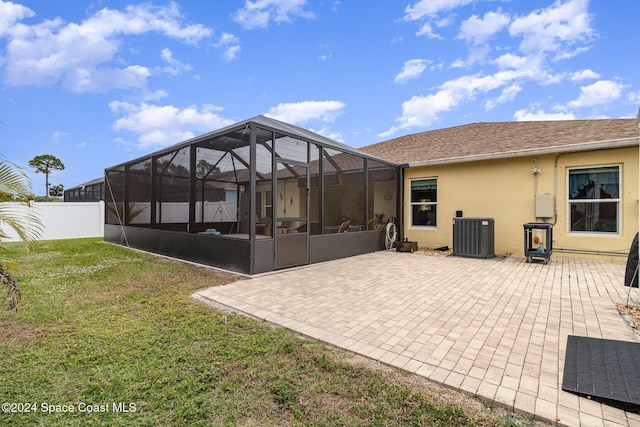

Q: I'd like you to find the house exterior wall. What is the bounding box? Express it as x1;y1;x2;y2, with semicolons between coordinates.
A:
404;146;638;259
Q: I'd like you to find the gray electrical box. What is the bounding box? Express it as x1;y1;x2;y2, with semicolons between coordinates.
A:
535;194;554;218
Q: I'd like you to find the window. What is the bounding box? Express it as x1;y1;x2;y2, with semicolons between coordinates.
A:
568;166;620;233
411;179;437;227
265;190;273;219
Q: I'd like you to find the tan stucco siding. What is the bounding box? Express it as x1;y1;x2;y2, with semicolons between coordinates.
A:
404;146;638;258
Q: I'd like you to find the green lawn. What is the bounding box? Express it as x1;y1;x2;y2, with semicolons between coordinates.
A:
0;238;538;426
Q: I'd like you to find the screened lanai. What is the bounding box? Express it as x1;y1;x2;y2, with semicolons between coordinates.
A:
104;116;400;274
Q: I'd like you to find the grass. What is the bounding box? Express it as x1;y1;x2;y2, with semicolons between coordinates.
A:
0;238;541;426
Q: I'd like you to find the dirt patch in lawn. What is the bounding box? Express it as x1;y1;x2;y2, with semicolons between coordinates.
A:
0;321;38;349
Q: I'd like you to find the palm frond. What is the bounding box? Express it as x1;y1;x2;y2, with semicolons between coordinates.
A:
0;160;33;195
0;154;38;311
0;203;42;247
0;155;42;255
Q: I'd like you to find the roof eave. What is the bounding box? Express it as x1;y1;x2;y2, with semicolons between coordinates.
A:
407;137;640;168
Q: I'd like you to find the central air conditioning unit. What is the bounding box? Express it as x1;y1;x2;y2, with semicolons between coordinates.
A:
452;217;495;258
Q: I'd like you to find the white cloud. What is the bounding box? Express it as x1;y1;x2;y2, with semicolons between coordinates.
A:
395;89;459;129
465;44;492;65
109;101;234;149
493;54;551;85
514;108;576;121
567;80;625;108
85;2;212;44
570;69;600;81
0;0;34;37
160;48;193;75
2;1;212;92
509;0;594;56
405;0;471;38
69;65;151;93
318;43;332;61
265;100;346;125
222;45;241;62
458;10;510;45
142;89;169;102
52;130;68;143
384;0;610;137
309;127;344;142
214;33;241;62
553;45;591;61
382;67;540;136
114;136;134;151
627;91;640;105
416;22;444;39
404;0;473;21
394;59;429;84
485;84;521;110
450;59;466;68
233;0;314;30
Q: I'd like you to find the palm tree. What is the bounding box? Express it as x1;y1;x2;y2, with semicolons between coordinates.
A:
0;155;41;310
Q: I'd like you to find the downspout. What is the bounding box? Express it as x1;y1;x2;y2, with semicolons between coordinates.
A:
531;159;540;221
552;153;564;226
397;163;408;242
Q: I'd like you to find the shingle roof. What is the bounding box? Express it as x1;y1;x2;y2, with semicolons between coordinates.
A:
360;119;639;166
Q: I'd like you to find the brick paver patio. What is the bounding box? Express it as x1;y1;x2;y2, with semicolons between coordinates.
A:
195;251;640;426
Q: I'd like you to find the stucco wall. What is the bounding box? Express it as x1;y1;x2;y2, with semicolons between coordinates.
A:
404;146;638;258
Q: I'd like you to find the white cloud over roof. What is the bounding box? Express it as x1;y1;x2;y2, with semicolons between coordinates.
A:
265;100;346;125
514;108;577;121
109;101;234;149
567;80;625;108
383;0;603;138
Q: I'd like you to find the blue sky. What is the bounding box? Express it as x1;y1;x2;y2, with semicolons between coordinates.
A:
0;0;638;196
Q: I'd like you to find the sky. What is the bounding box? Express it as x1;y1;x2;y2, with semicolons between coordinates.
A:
0;0;638;197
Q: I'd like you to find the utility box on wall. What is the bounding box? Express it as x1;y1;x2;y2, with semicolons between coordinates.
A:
452;217;495;259
535;194;554;218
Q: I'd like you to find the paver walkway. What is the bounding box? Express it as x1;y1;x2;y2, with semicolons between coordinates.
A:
195;251;640;426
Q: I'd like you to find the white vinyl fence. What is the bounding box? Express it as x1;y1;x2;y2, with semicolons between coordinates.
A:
127;201;238;224
0;202;104;242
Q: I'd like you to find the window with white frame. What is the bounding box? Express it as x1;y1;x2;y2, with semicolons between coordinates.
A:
568;165;620;233
411;178;437;227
